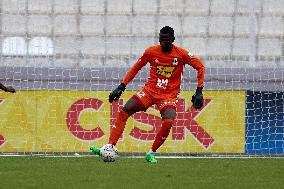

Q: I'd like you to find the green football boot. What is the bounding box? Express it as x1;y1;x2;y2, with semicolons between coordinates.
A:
145;152;157;164
90;146;100;156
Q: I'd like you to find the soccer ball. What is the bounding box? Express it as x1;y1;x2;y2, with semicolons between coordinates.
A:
100;144;118;162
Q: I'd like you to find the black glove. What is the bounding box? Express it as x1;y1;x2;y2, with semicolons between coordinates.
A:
191;87;204;109
109;83;126;103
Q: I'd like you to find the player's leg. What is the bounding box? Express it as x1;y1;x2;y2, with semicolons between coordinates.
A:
152;108;176;150
108;89;153;146
146;101;177;163
91;97;145;155
108;97;146;145
91;90;151;155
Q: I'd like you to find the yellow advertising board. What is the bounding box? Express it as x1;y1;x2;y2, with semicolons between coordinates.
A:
0;90;245;153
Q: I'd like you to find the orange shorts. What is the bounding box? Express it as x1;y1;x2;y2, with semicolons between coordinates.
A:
132;88;178;112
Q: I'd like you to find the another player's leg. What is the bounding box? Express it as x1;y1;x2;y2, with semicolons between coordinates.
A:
145;107;176;163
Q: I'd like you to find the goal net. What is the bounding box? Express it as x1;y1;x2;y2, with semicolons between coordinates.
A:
0;0;283;157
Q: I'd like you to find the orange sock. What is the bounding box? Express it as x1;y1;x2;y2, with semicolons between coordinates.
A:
108;109;130;145
151;119;174;152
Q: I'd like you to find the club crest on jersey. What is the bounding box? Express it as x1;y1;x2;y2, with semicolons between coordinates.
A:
172;58;178;66
156;66;175;78
188;51;193;58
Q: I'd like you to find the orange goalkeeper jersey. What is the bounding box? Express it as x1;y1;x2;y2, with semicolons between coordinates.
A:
122;44;205;97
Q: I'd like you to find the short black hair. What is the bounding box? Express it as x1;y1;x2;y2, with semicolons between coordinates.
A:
160;26;174;36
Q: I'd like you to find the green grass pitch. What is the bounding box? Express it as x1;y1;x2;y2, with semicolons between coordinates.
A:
0;156;283;189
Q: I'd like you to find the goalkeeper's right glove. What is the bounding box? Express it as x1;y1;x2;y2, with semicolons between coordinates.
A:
109;83;126;103
191;87;204;109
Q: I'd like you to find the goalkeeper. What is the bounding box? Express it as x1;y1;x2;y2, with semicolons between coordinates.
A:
91;26;205;163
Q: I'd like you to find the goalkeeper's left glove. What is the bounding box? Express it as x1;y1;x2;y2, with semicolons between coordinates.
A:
191;87;204;109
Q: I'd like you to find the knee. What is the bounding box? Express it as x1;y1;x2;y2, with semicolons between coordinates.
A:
162;119;174;129
161;108;176;120
122;106;135;116
123;97;145;115
123;104;141;116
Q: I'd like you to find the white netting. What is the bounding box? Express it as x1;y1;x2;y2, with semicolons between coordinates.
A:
0;0;283;157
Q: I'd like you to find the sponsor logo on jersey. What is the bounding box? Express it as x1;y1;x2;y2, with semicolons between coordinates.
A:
173;58;178;65
156;66;175;78
156;78;168;89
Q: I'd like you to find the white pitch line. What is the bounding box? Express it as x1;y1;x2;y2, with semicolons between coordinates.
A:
0;154;283;159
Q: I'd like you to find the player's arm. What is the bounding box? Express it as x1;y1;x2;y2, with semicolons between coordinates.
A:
185;53;205;109
109;51;149;103
0;82;16;93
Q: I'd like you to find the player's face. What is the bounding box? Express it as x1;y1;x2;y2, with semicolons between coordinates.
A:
159;33;174;53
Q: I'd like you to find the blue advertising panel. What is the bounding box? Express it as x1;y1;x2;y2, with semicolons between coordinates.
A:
246;91;284;154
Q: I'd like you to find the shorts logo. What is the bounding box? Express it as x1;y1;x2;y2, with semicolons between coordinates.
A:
156;66;175;78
